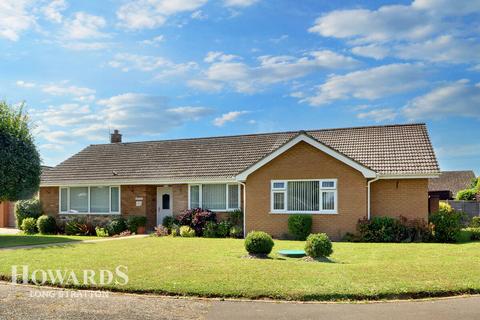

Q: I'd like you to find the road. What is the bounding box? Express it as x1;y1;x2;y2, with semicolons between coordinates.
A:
0;282;478;320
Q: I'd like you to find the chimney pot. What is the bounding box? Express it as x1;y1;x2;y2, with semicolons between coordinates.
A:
110;129;122;143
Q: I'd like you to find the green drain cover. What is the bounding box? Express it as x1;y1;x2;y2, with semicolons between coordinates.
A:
277;250;306;258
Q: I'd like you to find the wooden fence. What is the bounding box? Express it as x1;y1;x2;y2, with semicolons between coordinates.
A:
446;200;480;220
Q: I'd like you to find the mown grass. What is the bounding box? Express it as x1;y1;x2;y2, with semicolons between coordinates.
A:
0;234;97;248
1;237;480;301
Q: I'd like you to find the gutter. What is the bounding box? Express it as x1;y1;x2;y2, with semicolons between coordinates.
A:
236;180;247;238
367;176;380;220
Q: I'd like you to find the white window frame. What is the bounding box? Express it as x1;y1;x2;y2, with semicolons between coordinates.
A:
59;186;121;215
270;179;337;214
188;183;241;212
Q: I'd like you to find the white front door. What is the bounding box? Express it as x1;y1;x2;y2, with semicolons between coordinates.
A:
157;187;173;226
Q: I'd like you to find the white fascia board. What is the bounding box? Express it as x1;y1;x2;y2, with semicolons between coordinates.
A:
378;173;441;179
40;178;237;187
235;134;378;180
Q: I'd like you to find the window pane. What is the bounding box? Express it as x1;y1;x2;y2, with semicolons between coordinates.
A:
202;184;226;210
190;185;200;208
162;194;170;210
60;188;68;212
111;187;119;212
322;181;335;188
273;182;285;189
69;187;88;213
228;185;239;209
287;181;319;211
90;187;109;213
322;191;335;210
273;192;285;210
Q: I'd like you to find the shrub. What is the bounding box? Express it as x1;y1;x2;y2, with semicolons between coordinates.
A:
176;208;216;236
127;216;147;233
95;227;109;237
305;233;333;258
429;206;465;243
203;221;217;238
244;231;274;255
108;217;127;235
460;227;480;241
470;216;480;228
15;199;42;230
65;218;94;236
162;216;175;230
357;216;403;242
21;217;37;234
154;225;169;237
288;214;313;240
217;221;232;238
36;215;56;234
171;224;179;237
230;226;243;238
179;226;195;237
228;209;243;226
456;189;477;201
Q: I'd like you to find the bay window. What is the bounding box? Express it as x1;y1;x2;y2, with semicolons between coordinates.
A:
189;184;240;211
271;180;337;214
59;186;120;214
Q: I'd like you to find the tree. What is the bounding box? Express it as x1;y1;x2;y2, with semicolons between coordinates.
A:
0;101;41;201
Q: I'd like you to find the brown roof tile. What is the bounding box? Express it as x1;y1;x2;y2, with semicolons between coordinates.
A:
41;123;440;184
428;171;476;195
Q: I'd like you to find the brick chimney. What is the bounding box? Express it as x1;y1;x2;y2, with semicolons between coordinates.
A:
110;129;122;143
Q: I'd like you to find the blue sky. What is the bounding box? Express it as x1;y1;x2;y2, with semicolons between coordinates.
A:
1;0;479;175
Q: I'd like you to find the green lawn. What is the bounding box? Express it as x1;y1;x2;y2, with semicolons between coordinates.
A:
1;237;480;301
0;234;97;248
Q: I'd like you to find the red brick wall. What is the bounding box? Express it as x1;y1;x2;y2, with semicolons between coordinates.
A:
40;187;59;216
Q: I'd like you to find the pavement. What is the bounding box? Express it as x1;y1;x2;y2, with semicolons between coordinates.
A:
0;282;479;320
0;228;20;235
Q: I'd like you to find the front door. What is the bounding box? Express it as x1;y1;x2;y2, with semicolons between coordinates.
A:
157;187;173;226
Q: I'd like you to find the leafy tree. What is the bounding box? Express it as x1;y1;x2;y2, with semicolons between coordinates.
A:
0;101;41;201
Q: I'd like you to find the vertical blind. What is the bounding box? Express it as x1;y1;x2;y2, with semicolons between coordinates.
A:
287;181;320;211
190;185;200;208
202;184;227;210
69;187;88;212
90;186;110;213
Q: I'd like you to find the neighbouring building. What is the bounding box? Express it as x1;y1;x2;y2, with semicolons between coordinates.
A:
39;124;440;240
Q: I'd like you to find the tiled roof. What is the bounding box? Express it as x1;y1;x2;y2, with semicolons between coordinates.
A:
41;123;440;184
428;171;476;194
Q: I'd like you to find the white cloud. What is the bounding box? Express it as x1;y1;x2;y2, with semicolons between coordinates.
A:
403;80;480;120
0;0;36;41
357;108;398;122
187;79;223;92
16;80;36;88
304;63;426;106
411;0;480;16
62;42;109;50
351;44;390;60
196;50;359;94
42;84;95;98
191;10;207;20
42;0;67;23
62;12;107;40
141;35;164;46
117;0;207;30
224;0;259;7
213;110;249;126
270;34;288;44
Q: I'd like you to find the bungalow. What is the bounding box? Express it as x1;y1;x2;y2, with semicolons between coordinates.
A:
39;124;440;240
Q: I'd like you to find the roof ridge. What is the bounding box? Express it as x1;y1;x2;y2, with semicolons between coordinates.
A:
90;123;427;146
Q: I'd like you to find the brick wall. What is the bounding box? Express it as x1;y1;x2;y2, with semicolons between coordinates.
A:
370;179;429;221
40;187;59;216
245;141;367;240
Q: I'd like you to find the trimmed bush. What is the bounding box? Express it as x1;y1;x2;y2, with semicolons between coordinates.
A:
462;227;480;241
470;216;480;228
95;227;109;237
177;208;216;236
217;221;232;238
179;226;195;237
429;206;465;243
228;209;243;226
357;216;432;243
456;189;477;201
36;215;56;234
108;217;127;235
127;216;147;233
244;231;274;255
154;225;169;237
21;217;37;234
288;214;313;240
162;216;175;230
203;221;217;238
65;218;94;236
230;226;243;238
305;233;333;258
15;199;42;230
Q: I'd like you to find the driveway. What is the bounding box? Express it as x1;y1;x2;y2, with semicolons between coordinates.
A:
0;282;479;320
0;228;19;235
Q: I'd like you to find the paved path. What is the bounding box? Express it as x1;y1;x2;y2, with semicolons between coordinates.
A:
0;228;20;235
0;234;149;251
0;282;479;320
